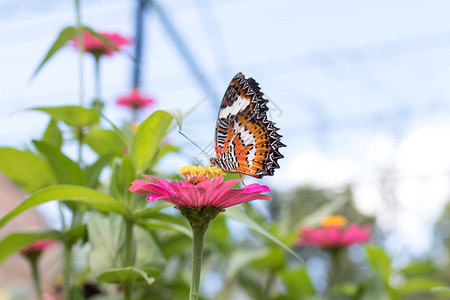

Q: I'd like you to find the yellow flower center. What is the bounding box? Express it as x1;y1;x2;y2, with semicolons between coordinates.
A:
178;165;224;184
321;215;347;228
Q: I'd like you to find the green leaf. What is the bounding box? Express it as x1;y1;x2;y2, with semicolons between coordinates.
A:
32;106;99;128
206;214;230;251
332;283;359;297
224;172;243;188
112;156;135;202
33;140;88;186
0;185;128;230
358;281;392;300
166;102;199;133
98;112;130;144
63;224;87;245
365;245;392;282
134;209;187;227
157;234;191;259
69;287;86;300
31;26;76;80
134;225;166;271
0;147;56;193
280;266;316;297
164;108;182;131
401;261;438;277
97;267;155;285
88;213;125;276
0;230;61;264
224;206;302;261
41;119;63;149
85;154;114;188
225;249;268;280
299;195;349;227
431;286;450;296
148;144;179;169
84;129;125;157
137;219;192;238
235;271;266;299
251;247;286;270
398;278;446;296
130;110;174;173
132;203;172;219
82;26;119;52
88;213;165;278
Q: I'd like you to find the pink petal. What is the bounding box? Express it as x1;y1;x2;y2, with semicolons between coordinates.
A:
197;177;223;206
129;179;168;196
242;183;272;194
205;177;241;202
129;174;273;210
215;183;272;208
187;185;206;207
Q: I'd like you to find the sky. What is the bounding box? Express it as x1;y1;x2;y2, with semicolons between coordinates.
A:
1;0;450;260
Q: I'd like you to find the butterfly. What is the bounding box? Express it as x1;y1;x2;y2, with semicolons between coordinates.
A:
210;72;285;178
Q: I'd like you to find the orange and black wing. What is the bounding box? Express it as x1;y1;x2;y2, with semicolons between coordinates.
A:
211;72;285;178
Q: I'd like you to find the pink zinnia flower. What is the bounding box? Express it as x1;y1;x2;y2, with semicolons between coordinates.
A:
21;240;55;255
298;215;371;249
130;166;272;300
129;166;272;209
71;30;132;57
116;89;156;109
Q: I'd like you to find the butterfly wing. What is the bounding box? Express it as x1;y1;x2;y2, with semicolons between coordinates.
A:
212;72;285;178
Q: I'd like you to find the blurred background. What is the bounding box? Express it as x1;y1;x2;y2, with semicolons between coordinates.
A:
1;0;450;297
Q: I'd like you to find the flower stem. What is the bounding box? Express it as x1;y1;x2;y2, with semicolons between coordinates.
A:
63;243;72;300
189;225;208;300
131;107;138;123
124;220;134;300
264;270;275;295
328;248;345;295
94;56;101;100
74;0;85;107
92;55;104;112
28;254;43;300
77;127;84;165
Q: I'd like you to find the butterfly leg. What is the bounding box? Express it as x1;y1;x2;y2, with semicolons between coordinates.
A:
239;174;247;186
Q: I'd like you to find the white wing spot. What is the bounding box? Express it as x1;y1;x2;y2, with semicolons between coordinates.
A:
218;97;249;119
247;145;256;167
233;122;256;146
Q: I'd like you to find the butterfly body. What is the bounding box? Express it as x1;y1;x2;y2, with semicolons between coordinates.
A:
210;72;285;178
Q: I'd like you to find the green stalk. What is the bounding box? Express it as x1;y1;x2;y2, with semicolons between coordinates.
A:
77;127;84;165
63;243;73;300
92;55;104;112
124;220;134;300
94;56;101;100
178;206;220;300
28;253;43;300
189;225;208;300
74;0;85;107
328;247;346;297
264;270;275;295
132;107;138;123
58;202;67;231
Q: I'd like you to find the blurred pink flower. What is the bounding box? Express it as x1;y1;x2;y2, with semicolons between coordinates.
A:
298;224;371;249
21;240;55;255
116;89;156;109
71;30;132;57
129;166;272;209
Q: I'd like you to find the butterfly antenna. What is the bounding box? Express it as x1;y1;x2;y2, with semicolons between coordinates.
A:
178;131;211;158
